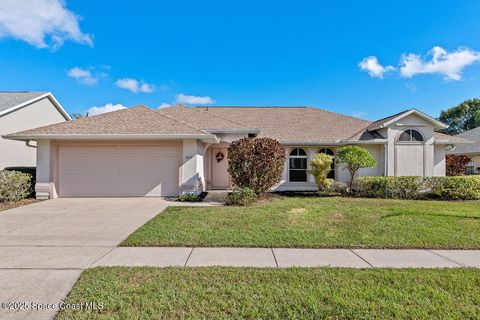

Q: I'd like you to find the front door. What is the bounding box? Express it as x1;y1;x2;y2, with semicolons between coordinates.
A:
211;147;230;189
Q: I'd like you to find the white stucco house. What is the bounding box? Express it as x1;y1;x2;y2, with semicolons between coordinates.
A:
0;92;71;169
3;104;471;199
447;126;480;175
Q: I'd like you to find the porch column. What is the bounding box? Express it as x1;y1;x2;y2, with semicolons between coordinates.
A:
179;139;205;194
35;140;53;199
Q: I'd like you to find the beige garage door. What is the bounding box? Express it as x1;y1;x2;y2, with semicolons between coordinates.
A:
58;144;179;197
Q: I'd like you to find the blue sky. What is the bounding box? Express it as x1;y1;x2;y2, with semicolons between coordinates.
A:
1;0;480;120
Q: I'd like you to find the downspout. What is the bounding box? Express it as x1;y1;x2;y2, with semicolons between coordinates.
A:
384;143;388;176
25;140;37;148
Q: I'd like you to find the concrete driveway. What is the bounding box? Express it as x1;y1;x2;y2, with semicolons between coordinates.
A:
0;198;168;320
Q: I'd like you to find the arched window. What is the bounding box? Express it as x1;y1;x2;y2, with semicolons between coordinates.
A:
397;129;425;142
289;148;307;182
318;148;335;179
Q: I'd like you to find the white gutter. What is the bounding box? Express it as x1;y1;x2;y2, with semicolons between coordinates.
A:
434;140;475;145
205;128;261;134
3;133;220;143
281;139;387;146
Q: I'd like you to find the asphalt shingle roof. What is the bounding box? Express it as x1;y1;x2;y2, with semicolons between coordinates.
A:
448;127;480;154
0;92;48;113
158;105;255;131
6;105;209;137
193;106;372;143
4;104;473;145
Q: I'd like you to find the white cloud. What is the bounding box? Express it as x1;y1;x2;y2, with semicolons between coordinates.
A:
358;56;395;79
175;93;214;105
67;67;97;85
158;103;171;109
87;103;126;116
0;0;92;49
400;46;480;81
115;78;154;93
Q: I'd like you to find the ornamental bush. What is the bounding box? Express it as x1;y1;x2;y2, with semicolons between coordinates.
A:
4;167;36;198
176;193;202;202
225;187;257;206
308;153;334;191
227;137;285;195
425;176;480;200
446;154;471;176
354;176;423;199
0;170;32;202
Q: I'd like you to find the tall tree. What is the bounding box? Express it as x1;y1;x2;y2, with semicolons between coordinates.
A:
439;98;480;135
71;113;88;119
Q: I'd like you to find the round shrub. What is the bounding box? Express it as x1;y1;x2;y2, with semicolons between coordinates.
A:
225;188;257;206
0;170;32;202
227;137;285;195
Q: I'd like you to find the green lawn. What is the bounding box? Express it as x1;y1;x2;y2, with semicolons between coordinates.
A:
121;197;480;249
56;267;480;320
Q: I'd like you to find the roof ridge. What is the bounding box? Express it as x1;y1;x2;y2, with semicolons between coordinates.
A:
187;106;253;129
195;105;372;124
154;107;211;134
194;106;311;108
304;106;372;124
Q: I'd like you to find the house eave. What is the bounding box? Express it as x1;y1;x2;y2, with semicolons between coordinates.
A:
3;133;220;143
434;140;475;145
368;109;448;131
205;128;261;134
281;139;387;146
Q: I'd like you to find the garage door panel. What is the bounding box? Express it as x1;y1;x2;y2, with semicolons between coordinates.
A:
58;145;179;197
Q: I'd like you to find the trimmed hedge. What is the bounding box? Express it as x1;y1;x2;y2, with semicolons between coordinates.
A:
4;167;36;198
354;176;480;200
426;176;480;200
354;176;423;199
0;170;32;202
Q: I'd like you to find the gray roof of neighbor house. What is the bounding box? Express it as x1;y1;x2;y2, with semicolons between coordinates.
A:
0;91;48;113
4;105;215;139
448;126;480;154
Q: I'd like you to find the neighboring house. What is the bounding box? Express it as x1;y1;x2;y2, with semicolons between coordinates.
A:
447;126;480;174
3;105;471;199
0;92;70;169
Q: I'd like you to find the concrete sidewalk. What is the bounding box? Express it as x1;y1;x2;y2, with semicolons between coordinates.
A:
91;247;480;268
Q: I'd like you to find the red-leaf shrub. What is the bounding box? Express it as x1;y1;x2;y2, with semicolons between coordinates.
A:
227;138;286;195
446;154;471;176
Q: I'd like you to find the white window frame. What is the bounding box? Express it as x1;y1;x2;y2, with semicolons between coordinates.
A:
396;128;425;144
288;147;308;182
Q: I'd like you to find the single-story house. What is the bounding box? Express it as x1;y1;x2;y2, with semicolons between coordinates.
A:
3;104;471;199
447;126;480;174
0;92;70;169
